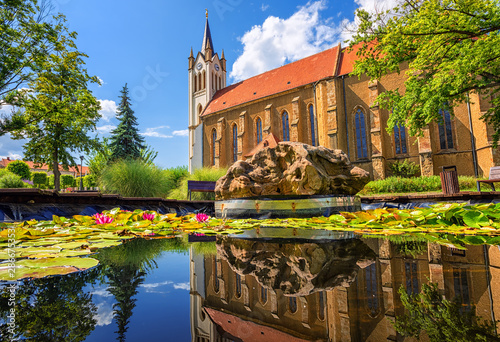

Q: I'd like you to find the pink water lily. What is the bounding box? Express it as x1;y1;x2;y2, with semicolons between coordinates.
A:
142;212;155;221
94;213;114;224
195;213;209;223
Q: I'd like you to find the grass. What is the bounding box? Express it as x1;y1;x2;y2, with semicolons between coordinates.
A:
359;175;489;196
100;159;171;197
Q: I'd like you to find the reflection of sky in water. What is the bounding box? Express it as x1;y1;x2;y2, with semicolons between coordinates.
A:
84;251;191;341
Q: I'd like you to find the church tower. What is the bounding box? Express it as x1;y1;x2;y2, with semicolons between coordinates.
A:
188;11;227;172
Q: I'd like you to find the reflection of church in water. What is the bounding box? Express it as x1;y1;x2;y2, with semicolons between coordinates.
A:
189;237;500;341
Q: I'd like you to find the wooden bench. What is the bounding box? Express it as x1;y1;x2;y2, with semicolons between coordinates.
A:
187;180;216;200
477;166;500;192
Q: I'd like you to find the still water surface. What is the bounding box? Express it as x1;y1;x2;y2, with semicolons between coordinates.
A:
2;234;500;341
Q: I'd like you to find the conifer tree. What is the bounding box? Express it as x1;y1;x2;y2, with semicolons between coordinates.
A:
109;84;145;160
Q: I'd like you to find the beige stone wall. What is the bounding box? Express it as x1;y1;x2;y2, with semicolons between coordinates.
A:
201;64;498;179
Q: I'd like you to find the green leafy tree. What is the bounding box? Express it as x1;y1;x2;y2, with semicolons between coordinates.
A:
0;268;98;341
109;84;146;160
7;16;101;191
0;0;60;135
350;0;500;145
395;283;500;341
32;171;47;186
6;160;31;179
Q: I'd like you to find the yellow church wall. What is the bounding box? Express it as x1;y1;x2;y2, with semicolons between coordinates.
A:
202;86;317;168
200;59;498;179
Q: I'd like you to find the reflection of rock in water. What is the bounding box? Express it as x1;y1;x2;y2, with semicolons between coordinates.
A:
217;236;376;296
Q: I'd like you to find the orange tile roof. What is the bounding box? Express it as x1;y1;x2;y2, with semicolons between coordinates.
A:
202;45;341;116
204;307;311;342
0;158;89;175
338;41;377;76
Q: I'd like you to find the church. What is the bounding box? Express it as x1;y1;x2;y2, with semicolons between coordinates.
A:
188;17;499;180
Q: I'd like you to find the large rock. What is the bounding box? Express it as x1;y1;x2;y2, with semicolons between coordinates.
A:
217;236;376;296
215;142;370;200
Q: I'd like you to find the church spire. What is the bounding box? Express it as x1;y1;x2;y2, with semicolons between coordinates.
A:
201;10;214;54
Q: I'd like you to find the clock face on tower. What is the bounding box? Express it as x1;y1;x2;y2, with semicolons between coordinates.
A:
196;63;202;70
215;64;220;71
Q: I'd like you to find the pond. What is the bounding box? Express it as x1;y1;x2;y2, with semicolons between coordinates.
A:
2;232;500;341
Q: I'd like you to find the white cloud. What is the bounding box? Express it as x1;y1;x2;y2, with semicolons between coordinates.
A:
0;104;15;115
98;100;117;121
96;124;116;134
261;4;269;11
0;152;22;160
97;76;105;87
91;288;113;298
172;129;188;137
230;0;341;82
340;0;399;43
94;302;114;326
141;126;173;138
173;282;190;291
230;0;401;82
140;281;173;289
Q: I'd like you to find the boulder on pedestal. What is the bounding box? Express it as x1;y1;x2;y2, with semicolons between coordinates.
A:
215;142;370;200
217;236;376;296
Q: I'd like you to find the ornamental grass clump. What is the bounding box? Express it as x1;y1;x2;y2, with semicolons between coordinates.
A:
100;159;170;198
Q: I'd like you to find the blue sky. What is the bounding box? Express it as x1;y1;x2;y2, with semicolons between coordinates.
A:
0;0;396;169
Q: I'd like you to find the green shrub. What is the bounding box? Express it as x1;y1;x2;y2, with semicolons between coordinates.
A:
60;174;75;188
389;159;421;178
360;175;488;195
100;159;171;197
47;174;55;189
82;174;97;188
6;160;31;180
0;173;26;188
168;167;227;200
162;166;189;193
32;172;48;186
0;168;12;178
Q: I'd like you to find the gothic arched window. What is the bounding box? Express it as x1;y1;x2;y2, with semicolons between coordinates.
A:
202;70;206;89
394;123;407;155
212;129;217;166
213;257;220;293
318;292;325;321
282;111;290;141
355;108;368;159
232;124;238;162
438;108;454;150
309;104;316;146
235;273;242;298
405;261;419;296
260;285;268;304
256;118;263;144
366;263;379;315
289;296;297;313
194;74;198;92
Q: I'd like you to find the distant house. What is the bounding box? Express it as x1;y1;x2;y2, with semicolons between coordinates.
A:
0;157;89;177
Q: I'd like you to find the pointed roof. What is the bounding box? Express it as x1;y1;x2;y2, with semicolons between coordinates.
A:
202;45;340;116
204;308;311;342
201;18;214;53
244;133;281;158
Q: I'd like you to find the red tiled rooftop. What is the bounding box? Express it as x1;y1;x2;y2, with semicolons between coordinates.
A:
0;158;89;174
202;45;341;116
204;307;312;342
338;41;379;76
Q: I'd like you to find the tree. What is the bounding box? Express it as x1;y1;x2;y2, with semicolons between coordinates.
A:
395;283;500;341
6;160;31;179
109;84;146;160
349;0;500;145
7;16;101;191
0;0;60;135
